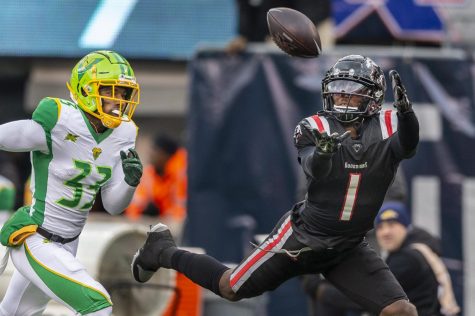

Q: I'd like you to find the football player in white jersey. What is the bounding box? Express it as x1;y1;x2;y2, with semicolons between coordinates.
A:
0;50;143;316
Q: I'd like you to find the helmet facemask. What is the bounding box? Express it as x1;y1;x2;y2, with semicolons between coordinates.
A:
323;80;381;123
81;77;139;129
67;51;140;129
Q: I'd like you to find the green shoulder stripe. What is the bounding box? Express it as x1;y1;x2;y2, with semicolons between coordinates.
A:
32;98;61;132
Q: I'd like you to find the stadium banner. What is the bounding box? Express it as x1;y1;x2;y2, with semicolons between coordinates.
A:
333;0;445;42
186;50;474;315
0;0;235;59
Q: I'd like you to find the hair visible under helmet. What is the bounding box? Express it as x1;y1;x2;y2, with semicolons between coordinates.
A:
322;55;386;123
67;50;140;129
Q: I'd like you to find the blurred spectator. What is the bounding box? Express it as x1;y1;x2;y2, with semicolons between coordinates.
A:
0;175;15;224
303;201;460;316
375;202;460;316
226;0;332;54
125;135;187;226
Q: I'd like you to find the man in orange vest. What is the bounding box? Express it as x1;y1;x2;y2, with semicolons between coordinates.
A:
126;135;187;224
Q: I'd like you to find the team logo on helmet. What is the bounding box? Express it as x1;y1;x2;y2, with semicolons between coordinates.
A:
118;74;136;83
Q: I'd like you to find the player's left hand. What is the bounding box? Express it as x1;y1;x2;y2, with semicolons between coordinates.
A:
120;148;143;187
390;70;412;113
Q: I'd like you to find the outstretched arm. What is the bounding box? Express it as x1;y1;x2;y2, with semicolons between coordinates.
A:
0;120;48;153
395;111;419;158
295;121;349;179
389;71;419;158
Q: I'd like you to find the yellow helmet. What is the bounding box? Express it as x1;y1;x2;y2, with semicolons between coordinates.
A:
67;50;140;128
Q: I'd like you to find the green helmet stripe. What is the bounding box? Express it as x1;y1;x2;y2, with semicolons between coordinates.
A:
111;51;125;64
119;63;132;76
77;58;102;82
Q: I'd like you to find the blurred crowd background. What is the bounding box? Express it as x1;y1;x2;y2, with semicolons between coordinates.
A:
1;1;475;315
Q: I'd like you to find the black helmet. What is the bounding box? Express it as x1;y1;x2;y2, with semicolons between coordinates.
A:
322;55;386;123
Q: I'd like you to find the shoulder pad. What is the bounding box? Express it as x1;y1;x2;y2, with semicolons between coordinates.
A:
293;116;324;148
32;98;61;132
302;115;331;134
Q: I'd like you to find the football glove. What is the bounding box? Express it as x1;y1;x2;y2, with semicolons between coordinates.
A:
390;70;412;113
303;126;350;155
120;148;143;187
313;130;350;154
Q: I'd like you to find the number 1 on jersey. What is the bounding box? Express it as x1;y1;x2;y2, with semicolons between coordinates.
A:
339;173;362;221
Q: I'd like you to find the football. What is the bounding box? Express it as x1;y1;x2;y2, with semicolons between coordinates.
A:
267;7;322;58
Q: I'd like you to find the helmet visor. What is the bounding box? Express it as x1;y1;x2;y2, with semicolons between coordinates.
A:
325;80;371;95
324;80;373;113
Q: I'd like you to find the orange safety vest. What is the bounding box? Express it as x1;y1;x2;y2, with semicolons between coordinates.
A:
126;148;187;221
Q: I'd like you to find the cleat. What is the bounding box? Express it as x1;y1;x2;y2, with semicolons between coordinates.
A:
131;223;176;283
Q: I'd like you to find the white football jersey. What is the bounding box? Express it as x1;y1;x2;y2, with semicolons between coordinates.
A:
29;97;137;237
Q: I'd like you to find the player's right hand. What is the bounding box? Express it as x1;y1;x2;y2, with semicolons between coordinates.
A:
301;120;350;154
312;130;350;154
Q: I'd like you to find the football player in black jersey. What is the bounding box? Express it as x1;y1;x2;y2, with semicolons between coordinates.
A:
132;55;419;316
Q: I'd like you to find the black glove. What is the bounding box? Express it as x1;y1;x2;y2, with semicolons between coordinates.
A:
390;70;412;113
120;148;143;187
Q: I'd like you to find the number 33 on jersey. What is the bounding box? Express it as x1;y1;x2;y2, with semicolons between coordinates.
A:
30;97;137;236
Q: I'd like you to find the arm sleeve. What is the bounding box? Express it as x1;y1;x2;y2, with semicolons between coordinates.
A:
101;181;136;215
101;137;138;215
390;110;419;159
0;120;48;153
294;122;333;179
125;169;150;219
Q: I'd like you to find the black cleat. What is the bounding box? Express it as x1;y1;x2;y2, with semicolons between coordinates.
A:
131;223;177;283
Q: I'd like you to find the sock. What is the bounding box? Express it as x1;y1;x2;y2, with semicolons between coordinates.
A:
170;249;229;296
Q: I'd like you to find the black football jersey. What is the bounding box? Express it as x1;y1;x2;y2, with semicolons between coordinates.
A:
292;110;416;249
